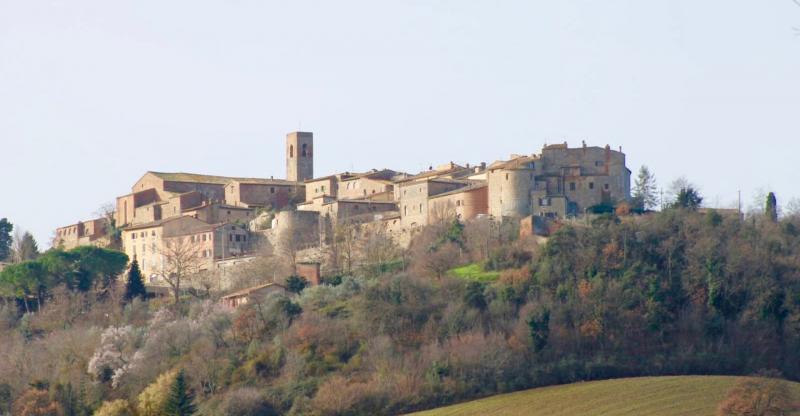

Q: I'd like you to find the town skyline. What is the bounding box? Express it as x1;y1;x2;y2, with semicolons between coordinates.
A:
2;1;799;245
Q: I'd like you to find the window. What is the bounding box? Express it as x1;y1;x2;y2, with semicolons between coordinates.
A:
569;182;576;191
419;203;423;212
289;145;294;158
235;235;241;242
202;234;206;242
604;183;610;190
301;143;308;157
321;185;326;192
191;235;196;243
227;210;231;215
140;232;145;238
589;182;594;190
270;187;275;194
456;200;461;207
229;235;233;242
506;173;509;180
151;231;156;236
132;233;136;240
404;206;407;215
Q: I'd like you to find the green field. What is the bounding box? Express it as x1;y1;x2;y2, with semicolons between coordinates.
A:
409;376;800;416
449;263;500;282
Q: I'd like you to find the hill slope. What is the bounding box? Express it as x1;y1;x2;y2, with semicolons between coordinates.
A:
409;376;800;416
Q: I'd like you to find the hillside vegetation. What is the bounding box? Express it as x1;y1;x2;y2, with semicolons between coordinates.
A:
410;376;800;416
0;206;799;414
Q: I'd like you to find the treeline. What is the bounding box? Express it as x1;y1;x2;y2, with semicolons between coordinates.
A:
1;206;799;415
0;246;128;312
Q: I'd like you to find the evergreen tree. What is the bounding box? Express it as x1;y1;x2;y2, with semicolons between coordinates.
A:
163;369;196;416
14;232;40;262
631;166;658;211
766;192;778;223
0;218;12;262
672;186;703;210
286;275;309;294
124;260;147;301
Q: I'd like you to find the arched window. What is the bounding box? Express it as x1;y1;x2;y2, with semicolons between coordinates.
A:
289;145;294;158
301;143;308;157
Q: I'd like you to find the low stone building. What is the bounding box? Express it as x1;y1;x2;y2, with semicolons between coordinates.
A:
54;218;109;250
220;282;286;309
121;216;252;283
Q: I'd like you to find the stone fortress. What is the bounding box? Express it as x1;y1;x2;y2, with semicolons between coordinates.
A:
53;131;631;284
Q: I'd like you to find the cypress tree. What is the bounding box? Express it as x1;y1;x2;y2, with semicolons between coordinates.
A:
766;192;778;223
163;369;196;416
124;260;147;301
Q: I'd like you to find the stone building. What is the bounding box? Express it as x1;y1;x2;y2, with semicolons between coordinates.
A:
225;178;302;209
427;182;489;222
121;216;251;283
396;178;472;228
488;142;630;219
54;218;109;250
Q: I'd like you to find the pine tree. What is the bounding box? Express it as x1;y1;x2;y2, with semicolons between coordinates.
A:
14;232;40;262
124;260;147;301
0;218;13;262
631;166;658;211
766;192;778;223
163;369;196;416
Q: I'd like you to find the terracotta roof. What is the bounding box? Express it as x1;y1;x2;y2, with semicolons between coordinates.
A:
148;171;299;186
221;282;286;299
429;181;488;199
488;155;539;170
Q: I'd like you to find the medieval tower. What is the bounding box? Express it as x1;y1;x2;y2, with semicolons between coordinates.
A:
286;131;314;182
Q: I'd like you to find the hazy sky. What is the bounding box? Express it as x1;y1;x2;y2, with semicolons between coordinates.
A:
1;1;799;246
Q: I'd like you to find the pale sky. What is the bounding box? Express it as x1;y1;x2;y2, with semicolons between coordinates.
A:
1;1;799;246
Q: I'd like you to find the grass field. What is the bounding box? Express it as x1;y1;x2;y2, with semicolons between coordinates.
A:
448;263;500;282
408;376;800;416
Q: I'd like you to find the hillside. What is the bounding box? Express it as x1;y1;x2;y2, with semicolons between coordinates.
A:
409;376;800;416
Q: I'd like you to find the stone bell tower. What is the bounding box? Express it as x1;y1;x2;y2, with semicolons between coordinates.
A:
286;131;314;182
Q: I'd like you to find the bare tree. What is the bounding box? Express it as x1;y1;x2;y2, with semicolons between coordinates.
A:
429;200;457;228
10;229;39;263
160;236;203;303
464;217;497;262
360;227;400;277
329;221;359;275
95;202;121;249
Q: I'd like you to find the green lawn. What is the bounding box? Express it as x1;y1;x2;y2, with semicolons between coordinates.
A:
408;376;800;416
449;263;500;282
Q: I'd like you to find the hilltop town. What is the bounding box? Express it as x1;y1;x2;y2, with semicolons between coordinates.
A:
53;131;631;288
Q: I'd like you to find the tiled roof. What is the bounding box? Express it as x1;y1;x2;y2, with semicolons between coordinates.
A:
149;171;298;186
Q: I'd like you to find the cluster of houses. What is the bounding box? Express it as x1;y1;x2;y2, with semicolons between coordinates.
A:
54;131;631;289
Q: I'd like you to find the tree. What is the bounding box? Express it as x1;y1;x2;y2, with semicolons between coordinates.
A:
0;218;12;261
765;192;778;223
138;370;177;416
12;388;62;416
632;165;658;211
163;369;196;416
95;202;122;250
463;281;487;310
717;374;798;416
94;400;134;416
527;307;550;353
672;186;703;210
285;275;309;294
12;231;40;263
160;236;203;303
124;259;147;301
